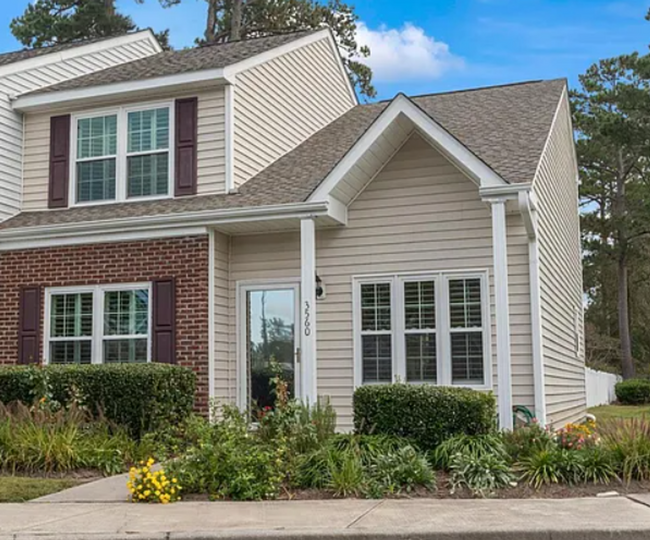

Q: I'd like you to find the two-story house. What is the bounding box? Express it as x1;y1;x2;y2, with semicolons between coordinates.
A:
0;29;585;430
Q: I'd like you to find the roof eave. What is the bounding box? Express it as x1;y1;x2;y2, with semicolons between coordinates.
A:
12;68;233;112
0;200;343;251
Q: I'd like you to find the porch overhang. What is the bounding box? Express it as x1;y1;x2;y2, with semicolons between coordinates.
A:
0;198;347;251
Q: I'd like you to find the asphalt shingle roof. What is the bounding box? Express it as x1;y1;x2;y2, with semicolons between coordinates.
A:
0;79;566;232
25;31;317;94
0;34;135;68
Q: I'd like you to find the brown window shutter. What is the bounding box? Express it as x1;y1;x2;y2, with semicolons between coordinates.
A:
48;114;71;208
175;97;198;197
18;286;41;365
152;278;176;364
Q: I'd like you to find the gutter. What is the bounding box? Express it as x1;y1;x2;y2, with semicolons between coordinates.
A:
0;201;332;250
518;190;547;426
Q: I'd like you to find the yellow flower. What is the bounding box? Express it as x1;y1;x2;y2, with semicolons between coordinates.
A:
172;478;177;483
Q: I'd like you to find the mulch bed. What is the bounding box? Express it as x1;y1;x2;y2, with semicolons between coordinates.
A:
183;473;650;501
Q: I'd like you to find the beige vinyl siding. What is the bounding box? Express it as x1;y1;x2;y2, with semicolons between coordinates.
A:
214;133;535;430
0;36;158;220
22;87;225;210
233;37;355;186
535;91;585;426
214;231;234;403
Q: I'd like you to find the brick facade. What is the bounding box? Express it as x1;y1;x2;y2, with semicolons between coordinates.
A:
0;235;210;411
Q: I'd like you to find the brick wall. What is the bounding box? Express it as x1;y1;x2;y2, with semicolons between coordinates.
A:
0;235;210;411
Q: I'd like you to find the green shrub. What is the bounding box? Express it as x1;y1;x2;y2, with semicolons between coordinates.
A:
502;422;555;462
615;379;650;405
517;449;566;488
294;434;434;497
0;401;140;475
600;418;650;482
432;433;508;470
0;364;196;438
166;407;283;501
581;447;617;485
449;451;514;497
353;384;497;450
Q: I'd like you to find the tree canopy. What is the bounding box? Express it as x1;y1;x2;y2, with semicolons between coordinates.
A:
572;53;650;377
11;0;172;50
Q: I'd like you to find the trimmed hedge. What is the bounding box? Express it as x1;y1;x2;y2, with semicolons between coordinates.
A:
615;379;650;405
0;364;196;438
353;384;497;450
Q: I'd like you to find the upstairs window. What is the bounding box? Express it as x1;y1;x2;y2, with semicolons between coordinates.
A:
354;272;490;389
72;102;173;205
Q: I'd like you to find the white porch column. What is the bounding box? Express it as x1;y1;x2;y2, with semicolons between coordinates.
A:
300;217;318;404
490;199;514;430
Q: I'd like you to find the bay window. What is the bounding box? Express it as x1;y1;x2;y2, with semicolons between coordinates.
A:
72;102;173;204
354;272;490;389
45;284;151;365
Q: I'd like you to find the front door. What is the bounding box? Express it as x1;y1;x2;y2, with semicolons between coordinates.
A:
239;282;300;414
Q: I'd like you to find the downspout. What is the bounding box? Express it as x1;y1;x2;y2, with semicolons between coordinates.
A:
518;190;547;426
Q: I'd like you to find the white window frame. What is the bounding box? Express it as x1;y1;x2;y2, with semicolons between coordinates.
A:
235;279;302;410
69;100;175;207
44;283;152;365
353;270;492;391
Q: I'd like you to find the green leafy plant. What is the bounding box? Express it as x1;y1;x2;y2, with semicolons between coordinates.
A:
0;401;140;475
615;379;650;405
0;364;196;438
517;449;564;488
581;446;617;484
502;422;555;462
353;383;497;450
166;406;284;501
599;418;650;482
432;433;508;470
448;451;514;497
327;451;365;497
368;446;435;494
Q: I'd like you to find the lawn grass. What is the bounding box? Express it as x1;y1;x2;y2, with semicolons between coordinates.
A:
0;476;80;502
588;404;650;421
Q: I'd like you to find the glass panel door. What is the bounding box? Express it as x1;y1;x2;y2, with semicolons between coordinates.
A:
245;284;299;413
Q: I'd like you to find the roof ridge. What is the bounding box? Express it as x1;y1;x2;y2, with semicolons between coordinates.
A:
374;78;566;104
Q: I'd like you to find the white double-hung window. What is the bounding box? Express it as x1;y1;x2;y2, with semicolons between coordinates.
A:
354;272;490;389
72;102;173;204
45;284;151;365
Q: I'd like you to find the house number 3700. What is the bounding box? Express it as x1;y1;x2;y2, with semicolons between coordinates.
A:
303;301;311;337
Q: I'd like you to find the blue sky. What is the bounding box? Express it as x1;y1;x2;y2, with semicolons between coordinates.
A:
0;0;648;100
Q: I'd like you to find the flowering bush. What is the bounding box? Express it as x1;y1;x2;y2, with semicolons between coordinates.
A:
555;419;599;450
127;458;181;504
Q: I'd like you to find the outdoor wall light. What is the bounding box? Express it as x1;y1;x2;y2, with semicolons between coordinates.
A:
316;273;325;299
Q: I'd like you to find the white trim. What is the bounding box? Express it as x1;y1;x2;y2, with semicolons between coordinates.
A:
222;30;331;79
208;229;216;409
44;282;152;365
69;100;174;206
488;198;513;430
532;85;568;186
300;217;318;403
480;183;532;200
12;69;230;112
224;83;236;193
0;225;208;251
321;29;358;106
12;30;333;112
352;270;492;392
235;279;301;410
0;30;161;80
309;94;507;203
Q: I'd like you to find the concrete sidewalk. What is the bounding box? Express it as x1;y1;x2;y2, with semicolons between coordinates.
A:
2;496;650;540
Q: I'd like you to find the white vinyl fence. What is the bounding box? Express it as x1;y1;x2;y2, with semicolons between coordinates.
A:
585;367;622;408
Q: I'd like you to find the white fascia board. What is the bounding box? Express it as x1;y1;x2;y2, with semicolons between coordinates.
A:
222;29;331;79
309;94;507;202
480;183;532;200
0;30;161;80
12;30;332;112
0;200;343;250
532;84;568;187
12;69;231;112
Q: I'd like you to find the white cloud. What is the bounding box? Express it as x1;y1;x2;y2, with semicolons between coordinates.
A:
355;22;464;82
